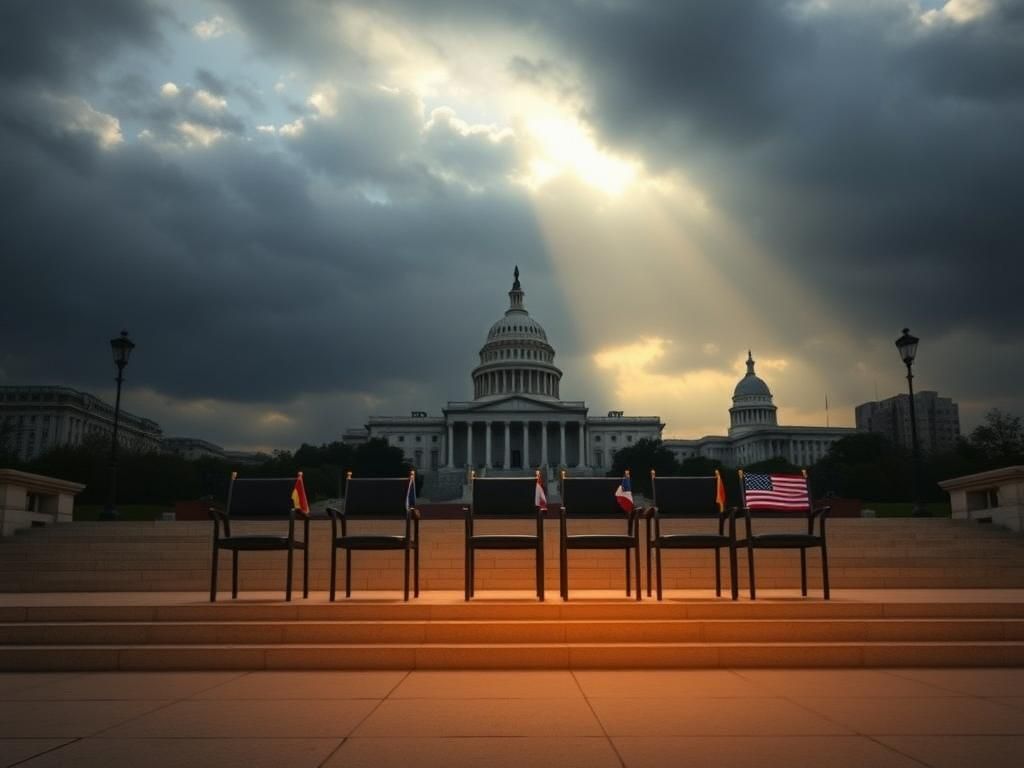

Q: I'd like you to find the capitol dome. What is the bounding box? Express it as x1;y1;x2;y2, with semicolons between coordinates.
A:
728;351;778;434
472;267;562;400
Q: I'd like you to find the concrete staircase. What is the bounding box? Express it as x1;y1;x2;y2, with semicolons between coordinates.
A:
2;518;1024;593
2;597;1024;671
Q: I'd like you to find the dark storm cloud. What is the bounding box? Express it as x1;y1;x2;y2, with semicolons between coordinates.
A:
534;0;1024;342
0;0;165;88
0;0;557;437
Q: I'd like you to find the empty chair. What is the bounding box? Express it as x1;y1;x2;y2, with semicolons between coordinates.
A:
736;469;830;600
559;471;641;601
646;470;737;600
326;471;420;601
465;473;546;601
209;472;310;602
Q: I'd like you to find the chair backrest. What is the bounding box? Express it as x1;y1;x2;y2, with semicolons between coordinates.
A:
471;477;539;518
344;476;412;518
226;476;298;519
739;470;811;513
651;476;720;517
560;477;626;518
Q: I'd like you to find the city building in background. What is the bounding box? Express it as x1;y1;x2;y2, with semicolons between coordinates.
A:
663;353;856;467
0;386;163;462
344;269;664;488
855;391;961;454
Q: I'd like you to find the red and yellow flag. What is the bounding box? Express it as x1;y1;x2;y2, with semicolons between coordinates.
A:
291;472;310;514
715;471;726;512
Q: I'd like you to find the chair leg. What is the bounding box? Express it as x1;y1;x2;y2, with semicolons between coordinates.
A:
729;545;739;601
232;550;239;599
624;549;631;597
560;542;568;602
656;543;663;601
536;543;545;601
800;548;808;597
303;544;309;599
330;545;337;602
714;549;722;597
345;550;352;598
286;544;293;602
403;543;411;602
414;522;420;598
209;545;218;602
821;542;831;600
634;541;642;602
464;544;471;601
646;519;653;597
747;545;756;600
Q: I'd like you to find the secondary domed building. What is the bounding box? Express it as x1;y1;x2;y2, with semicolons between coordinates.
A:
345;268;664;497
663;352;855;468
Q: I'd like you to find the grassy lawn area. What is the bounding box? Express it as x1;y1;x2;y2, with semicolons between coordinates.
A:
74;504;174;522
862;501;952;518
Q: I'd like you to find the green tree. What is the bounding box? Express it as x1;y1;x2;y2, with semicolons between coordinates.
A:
609;438;681;497
969;409;1024;467
809;432;910;501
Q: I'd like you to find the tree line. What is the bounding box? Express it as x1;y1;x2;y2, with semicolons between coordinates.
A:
1;409;1020;507
0;435;413;506
610;408;1024;504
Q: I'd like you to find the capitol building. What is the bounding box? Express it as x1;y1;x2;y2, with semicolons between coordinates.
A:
344;268;854;497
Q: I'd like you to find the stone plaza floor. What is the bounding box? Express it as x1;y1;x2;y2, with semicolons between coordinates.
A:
2;667;1024;767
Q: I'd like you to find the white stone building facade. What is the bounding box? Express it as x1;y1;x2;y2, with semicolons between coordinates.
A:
0;386;163;462
663;352;856;467
344;269;663;479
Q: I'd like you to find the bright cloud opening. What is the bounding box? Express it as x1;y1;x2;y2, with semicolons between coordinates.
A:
193;15;226;40
193;89;227;110
160;82;180;97
520;114;639;196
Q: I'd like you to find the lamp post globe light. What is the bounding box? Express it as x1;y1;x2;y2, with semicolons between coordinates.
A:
895;328;927;517
102;330;135;521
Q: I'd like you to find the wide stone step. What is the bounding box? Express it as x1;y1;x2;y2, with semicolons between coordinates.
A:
2;617;1021;645
3;640;1024;671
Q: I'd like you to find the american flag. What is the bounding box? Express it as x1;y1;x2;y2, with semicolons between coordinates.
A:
743;473;810;511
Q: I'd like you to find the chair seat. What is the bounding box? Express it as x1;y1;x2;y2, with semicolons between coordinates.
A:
336;535;410;550
657;533;732;549
738;533;823;549
471;534;540;549
218;535;303;551
566;534;637;549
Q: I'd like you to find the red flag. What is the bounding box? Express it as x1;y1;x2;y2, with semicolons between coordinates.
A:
535;473;548;511
291;472;310;514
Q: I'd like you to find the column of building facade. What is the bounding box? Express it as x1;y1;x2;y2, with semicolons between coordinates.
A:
541;420;548;469
523;421;530;468
466;421;474;469
579;421;587;468
503;420;511;469
447;422;454;466
485;420;492;469
559;421;566;466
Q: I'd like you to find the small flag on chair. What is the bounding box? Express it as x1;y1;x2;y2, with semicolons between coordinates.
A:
406;473;416;512
291;472;310;514
715;471;726;512
743;472;809;511
535;472;548;511
615;471;634;513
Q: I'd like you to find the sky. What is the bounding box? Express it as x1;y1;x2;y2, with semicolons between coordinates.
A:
1;0;1021;451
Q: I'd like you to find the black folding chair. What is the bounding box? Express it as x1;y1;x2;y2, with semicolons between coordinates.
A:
736;469;830;599
465;473;546;601
209;473;310;602
559;472;641;601
326;472;420;601
646;471;737;600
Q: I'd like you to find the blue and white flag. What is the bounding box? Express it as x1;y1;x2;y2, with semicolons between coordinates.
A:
615;472;634;513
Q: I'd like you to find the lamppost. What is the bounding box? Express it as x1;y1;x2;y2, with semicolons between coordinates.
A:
894;328;928;517
102;330;135;521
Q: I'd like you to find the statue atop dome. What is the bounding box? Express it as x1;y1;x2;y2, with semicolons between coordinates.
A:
513;265;520;291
